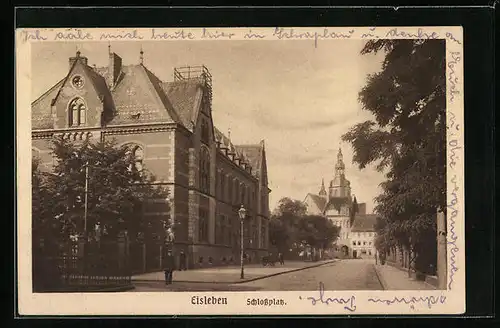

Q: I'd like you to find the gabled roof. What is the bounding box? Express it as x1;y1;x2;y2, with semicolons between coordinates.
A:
351;214;378;232
324;196;351;212
32;58;114;130
305;193;327;213
161;80;203;131
31;78;64;129
97;64;181;125
84;64;112;101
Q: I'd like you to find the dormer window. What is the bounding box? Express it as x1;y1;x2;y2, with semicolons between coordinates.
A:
69;97;86;127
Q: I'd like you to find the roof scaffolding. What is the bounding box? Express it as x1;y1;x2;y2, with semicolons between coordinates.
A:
173;65;212;108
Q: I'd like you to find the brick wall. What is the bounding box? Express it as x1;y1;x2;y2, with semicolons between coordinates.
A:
108;130;174;182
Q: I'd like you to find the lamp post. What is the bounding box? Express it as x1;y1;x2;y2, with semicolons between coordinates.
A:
84;161;89;241
238;204;246;279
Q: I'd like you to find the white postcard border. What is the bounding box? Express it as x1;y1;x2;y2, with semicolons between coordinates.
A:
16;26;465;316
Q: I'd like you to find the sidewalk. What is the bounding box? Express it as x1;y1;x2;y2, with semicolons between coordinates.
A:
374;263;436;290
132;260;336;284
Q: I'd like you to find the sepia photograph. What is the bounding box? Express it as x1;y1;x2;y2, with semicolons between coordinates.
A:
18;26;465;315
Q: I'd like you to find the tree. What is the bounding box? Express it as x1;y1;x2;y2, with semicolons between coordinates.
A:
268;217;288;253
342;39;446;274
302;215;340;251
32;158;59;250
33;137;171;246
269;198;339;258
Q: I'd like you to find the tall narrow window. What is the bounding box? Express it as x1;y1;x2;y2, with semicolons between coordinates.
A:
228;176;233;203
125;144;144;173
201;120;209;144
220;172;225;201
227;216;232;246
199;147;210;194
199;208;208;242
235;180;239;204
134;146;144;172
69;98;86;127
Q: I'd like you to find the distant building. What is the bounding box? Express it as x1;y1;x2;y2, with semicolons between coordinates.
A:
303;147;376;258
350;214;377;257
31;49;271;270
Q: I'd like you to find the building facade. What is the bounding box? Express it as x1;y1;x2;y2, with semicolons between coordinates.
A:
31;49;271;270
303;148;376;258
349;215;377;258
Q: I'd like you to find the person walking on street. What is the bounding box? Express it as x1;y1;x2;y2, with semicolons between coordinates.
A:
278;252;284;265
164;249;175;285
179;250;187;271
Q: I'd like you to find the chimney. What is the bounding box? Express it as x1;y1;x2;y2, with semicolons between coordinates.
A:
69;51;88;69
107;52;122;89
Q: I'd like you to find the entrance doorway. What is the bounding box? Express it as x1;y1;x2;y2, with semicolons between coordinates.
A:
353;250;357;258
341;245;349;257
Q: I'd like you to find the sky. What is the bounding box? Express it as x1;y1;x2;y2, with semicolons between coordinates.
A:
31;40;386;213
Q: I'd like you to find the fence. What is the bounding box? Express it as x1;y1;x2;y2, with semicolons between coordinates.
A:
33;240;132;292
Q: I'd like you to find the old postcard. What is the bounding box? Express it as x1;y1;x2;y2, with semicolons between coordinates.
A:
16;26;465;315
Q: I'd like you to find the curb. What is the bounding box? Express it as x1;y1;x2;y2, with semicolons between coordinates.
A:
133;260;338;285
385;262;438;290
372;264;387;290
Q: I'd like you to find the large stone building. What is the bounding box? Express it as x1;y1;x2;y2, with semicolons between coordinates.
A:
303;148;376;258
31;49;271;270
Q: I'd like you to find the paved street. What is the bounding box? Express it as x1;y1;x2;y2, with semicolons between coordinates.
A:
131;259;384;292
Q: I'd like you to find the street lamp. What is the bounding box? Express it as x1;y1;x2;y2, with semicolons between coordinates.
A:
238;204;246;279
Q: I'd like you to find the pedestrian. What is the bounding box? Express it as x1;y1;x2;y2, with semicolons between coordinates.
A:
164;249;175;285
179;250;187;271
278;252;284;265
375;250;378;265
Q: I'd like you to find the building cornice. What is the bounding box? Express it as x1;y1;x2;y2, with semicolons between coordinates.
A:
32;122;192;138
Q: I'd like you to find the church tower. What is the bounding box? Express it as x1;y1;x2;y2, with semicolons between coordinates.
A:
319;178;327;200
329;148;352;199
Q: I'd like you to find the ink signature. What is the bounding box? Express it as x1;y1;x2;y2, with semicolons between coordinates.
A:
368;295;447;309
447;174;460;290
299;282;356;312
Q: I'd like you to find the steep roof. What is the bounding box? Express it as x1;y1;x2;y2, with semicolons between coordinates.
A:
351;214;378;232
305;193;327;212
93;64;181;126
234;144;262;177
161;80;203;131
31;78;64;129
324;196;351;212
32;59;114;130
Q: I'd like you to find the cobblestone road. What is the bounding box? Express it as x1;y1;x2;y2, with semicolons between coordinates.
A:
132;259;383;292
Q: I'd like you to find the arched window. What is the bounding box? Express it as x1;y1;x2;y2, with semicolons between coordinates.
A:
69;98;86;127
201;120;209;144
125;144;144;173
199;146;210;194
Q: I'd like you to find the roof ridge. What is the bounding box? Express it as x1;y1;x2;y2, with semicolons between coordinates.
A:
139;64;181;124
31;77;65;106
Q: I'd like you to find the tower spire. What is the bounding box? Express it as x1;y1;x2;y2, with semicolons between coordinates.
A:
335;147;345;171
319;178;327;196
